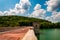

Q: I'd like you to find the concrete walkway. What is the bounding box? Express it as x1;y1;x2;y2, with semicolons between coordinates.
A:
0;27;37;40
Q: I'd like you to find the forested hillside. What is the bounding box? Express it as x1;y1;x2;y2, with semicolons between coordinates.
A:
0;16;60;29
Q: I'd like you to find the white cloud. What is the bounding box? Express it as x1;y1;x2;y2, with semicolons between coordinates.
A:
0;0;60;23
34;4;41;10
44;0;60;22
53;12;60;22
45;11;60;23
45;0;60;12
0;0;31;16
0;11;3;16
29;4;46;19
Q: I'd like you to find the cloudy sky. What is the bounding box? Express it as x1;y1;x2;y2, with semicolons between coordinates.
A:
0;0;60;23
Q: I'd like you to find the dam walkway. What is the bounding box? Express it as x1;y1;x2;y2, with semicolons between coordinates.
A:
0;27;37;40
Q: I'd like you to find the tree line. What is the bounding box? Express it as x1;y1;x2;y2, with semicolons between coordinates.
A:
0;16;60;29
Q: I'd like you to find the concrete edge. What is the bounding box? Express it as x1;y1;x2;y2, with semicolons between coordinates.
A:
22;29;37;40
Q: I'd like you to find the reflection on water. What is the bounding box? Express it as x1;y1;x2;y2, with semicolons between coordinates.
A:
40;29;60;40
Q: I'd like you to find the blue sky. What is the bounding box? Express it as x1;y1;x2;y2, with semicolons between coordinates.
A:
0;0;20;11
0;0;52;16
0;0;56;15
29;0;47;13
0;0;45;15
0;0;47;12
0;0;60;22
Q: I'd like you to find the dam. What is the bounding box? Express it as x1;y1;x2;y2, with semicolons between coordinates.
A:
0;27;37;40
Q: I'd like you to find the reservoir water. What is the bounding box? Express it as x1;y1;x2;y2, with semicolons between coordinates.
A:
40;29;60;40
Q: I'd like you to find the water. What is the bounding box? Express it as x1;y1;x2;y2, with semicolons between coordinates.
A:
40;29;60;40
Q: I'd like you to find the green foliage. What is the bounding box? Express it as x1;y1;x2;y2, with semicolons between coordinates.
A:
0;16;60;29
0;16;50;27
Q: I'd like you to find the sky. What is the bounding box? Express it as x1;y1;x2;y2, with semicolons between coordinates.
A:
0;0;60;23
